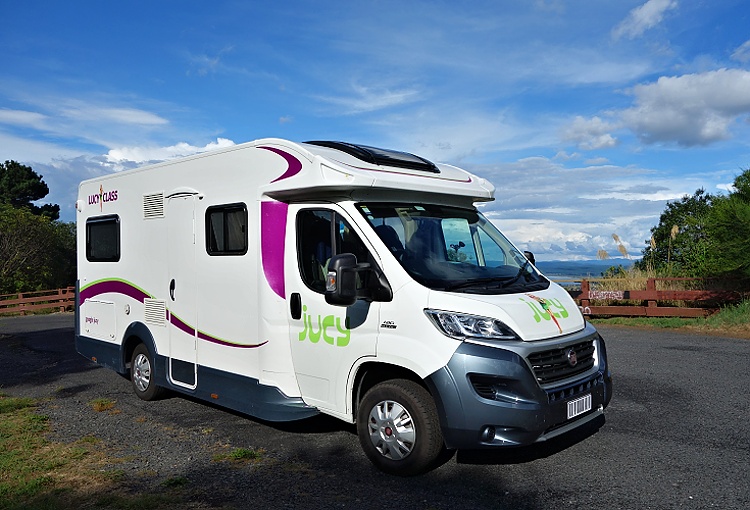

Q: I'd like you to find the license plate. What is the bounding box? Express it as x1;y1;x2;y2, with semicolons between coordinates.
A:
567;394;592;419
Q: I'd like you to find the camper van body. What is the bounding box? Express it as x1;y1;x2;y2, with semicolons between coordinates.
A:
75;138;612;475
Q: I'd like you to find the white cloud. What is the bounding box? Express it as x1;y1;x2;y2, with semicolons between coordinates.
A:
731;40;750;63
105;138;236;165
612;0;678;40
317;82;422;115
0;132;91;163
562;116;619;150
0;109;49;130
60;105;168;126
620;68;750;146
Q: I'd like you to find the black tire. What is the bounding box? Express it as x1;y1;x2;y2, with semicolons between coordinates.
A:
356;379;445;476
130;343;166;401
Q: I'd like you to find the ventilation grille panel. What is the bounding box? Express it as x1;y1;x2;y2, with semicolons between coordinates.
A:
143;192;165;218
144;299;167;326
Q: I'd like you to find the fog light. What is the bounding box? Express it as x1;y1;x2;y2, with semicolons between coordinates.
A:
480;426;496;442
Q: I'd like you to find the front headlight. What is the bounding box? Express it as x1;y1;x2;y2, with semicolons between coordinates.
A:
424;309;519;341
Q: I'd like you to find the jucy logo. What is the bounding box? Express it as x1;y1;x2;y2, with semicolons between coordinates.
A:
298;306;351;347
520;294;569;333
88;184;119;211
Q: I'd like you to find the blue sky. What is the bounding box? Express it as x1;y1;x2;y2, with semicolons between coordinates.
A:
2;0;750;261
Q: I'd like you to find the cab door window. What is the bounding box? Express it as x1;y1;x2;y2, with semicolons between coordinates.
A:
297;209;371;294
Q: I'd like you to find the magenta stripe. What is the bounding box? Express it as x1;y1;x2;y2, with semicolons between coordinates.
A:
197;330;268;349
169;313;195;336
80;280;150;302
260;146;303;183
261;200;288;298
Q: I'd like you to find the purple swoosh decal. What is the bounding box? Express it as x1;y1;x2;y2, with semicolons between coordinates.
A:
80;280;151;303
259;146;303;183
170;312;196;336
81;279;267;349
261;200;288;298
198;330;268;349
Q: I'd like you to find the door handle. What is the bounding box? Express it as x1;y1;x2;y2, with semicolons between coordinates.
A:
169;279;176;301
290;293;302;320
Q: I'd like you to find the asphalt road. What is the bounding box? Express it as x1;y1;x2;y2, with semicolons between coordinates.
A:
0;313;748;509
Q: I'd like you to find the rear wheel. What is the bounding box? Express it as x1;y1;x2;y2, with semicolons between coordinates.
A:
130;344;166;401
357;379;445;476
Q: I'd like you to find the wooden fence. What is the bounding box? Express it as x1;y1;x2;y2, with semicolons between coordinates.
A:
566;278;745;318
0;287;76;316
0;278;746;318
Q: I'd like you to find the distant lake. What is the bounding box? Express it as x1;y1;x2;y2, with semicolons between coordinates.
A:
535;258;635;280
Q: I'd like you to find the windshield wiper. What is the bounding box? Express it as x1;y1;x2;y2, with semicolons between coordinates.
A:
501;259;530;288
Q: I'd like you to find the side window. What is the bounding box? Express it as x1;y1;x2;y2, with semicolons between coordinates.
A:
86;215;120;262
477;228;507;266
206;203;248;255
297;209;371;293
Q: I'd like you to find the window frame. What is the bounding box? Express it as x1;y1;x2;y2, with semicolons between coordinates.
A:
86;214;121;262
205;203;249;256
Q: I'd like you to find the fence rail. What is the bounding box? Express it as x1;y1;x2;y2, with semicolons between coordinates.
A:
566;278;744;318
0;278;746;318
0;287;75;316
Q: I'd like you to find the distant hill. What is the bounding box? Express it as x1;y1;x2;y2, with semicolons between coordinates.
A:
535;258;635;280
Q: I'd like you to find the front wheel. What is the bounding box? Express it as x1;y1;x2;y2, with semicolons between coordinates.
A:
130;343;166;401
356;379;445;476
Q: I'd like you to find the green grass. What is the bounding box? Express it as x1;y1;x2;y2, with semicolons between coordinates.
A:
0;393;194;510
213;447;265;463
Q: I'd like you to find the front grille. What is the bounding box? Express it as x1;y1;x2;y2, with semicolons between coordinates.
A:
528;339;596;385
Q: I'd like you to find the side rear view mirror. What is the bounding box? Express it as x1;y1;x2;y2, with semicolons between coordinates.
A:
325;253;393;306
325;254;359;306
523;251;536;265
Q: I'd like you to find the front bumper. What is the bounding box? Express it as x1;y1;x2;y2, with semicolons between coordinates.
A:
425;325;612;450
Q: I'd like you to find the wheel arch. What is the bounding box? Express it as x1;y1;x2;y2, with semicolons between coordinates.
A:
351;362;430;421
121;322;160;377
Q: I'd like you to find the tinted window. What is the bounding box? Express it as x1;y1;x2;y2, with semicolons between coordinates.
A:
206;204;248;255
297;209;371;293
86;215;120;262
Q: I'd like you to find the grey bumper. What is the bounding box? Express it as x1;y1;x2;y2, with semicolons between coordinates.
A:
425;327;612;450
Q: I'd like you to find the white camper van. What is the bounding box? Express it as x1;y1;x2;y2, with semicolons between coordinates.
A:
75;138;612;475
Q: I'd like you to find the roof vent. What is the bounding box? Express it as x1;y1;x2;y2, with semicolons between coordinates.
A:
305;141;440;174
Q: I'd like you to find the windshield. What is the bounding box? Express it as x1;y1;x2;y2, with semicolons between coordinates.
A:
357;203;549;294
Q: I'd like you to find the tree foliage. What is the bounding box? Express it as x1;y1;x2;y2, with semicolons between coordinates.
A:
636;188;714;276
0;161;75;294
637;168;750;279
0;160;60;220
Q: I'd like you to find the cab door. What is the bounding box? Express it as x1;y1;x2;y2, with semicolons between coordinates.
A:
287;205;381;415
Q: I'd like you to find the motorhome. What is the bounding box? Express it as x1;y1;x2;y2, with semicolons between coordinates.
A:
75;138;612;475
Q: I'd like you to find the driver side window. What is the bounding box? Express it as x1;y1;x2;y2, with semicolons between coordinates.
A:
297;209;370;294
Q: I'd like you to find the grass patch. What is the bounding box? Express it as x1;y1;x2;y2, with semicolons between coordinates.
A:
161;476;189;488
213;447;265;464
89;398;116;412
0;394;193;510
